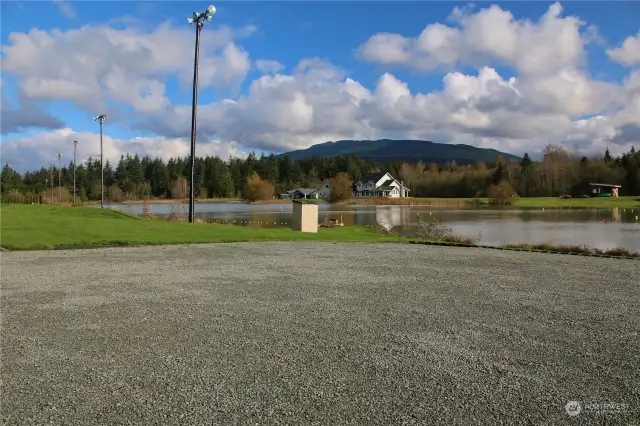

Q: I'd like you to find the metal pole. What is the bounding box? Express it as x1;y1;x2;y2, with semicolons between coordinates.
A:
100;121;104;208
188;23;202;223
50;165;53;202
58;154;62;202
73;141;78;205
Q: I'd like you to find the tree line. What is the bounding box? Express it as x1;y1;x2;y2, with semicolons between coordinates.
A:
1;145;638;202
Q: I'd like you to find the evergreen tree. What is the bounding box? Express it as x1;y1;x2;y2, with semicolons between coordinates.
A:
493;155;507;185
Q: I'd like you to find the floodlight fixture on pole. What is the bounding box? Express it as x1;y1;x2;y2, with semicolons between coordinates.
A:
94;114;108;208
186;4;216;223
57;154;62;202
73;141;79;205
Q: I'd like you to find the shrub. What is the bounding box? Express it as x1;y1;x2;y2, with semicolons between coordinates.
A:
107;184;123;202
169;177;188;200
42;187;71;204
243;172;275;201
329;172;353;203
415;215;478;244
487;181;519;205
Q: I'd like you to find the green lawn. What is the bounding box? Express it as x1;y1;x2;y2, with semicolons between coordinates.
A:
405;196;639;208
512;196;639;209
0;205;403;251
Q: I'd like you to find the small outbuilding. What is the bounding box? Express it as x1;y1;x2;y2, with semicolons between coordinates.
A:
589;183;621;197
291;199;319;233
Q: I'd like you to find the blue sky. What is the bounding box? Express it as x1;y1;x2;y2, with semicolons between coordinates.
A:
1;1;639;171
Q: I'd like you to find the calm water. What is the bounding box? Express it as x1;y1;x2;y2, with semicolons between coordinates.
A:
103;202;640;251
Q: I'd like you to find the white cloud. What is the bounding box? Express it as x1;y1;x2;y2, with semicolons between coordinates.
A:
52;0;76;19
255;59;285;74
1;22;253;114
357;2;586;76
607;31;640;67
1;129;248;172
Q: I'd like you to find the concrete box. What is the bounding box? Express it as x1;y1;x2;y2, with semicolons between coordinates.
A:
291;201;318;233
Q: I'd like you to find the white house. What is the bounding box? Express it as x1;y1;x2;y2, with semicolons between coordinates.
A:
311;172;410;199
352;172;410;198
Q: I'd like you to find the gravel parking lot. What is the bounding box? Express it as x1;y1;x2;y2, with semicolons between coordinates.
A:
1;243;639;425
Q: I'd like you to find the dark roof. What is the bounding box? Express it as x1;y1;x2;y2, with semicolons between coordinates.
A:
589;183;621;187
291;188;316;195
381;179;395;186
358;172;387;184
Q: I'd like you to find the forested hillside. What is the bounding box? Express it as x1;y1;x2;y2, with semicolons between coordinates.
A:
1;145;638;201
280;139;521;164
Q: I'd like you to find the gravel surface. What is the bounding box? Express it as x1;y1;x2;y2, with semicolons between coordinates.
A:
1;243;639;425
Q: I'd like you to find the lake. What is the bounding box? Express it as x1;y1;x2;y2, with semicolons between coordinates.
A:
103;202;640;251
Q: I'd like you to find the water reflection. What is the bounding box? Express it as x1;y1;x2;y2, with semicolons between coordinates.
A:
103;202;640;251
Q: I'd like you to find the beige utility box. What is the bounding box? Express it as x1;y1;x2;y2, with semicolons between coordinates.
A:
291;200;319;233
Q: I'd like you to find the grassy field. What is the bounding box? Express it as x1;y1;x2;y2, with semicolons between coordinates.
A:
0;205;403;251
513;196;639;208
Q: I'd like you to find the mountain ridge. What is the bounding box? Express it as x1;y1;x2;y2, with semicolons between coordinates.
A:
278;139;520;164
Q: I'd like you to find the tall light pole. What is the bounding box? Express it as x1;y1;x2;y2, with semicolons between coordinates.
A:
94;114;108;208
57;154;62;202
73;141;79;205
187;4;217;223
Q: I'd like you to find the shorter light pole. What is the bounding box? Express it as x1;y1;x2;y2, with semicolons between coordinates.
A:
73;141;78;205
94;114;108;208
45;178;49;203
57;154;62;202
50;165;54;202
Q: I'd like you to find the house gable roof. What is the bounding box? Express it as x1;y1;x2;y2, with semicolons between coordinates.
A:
357;172;389;185
292;188;316;195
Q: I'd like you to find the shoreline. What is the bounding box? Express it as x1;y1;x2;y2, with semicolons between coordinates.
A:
80;196;639;209
1;205;638;258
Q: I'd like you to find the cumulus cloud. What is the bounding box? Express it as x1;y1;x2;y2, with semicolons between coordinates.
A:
133;59;636;158
1;128;248;172
357;2;586;76
1;22;253;114
607;31;640;67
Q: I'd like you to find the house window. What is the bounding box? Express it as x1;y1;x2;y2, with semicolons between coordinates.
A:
326;185;329;188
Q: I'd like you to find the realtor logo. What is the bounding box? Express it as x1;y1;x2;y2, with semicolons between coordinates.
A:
565;401;582;417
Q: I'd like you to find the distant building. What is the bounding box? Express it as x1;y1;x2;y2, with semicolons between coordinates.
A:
279;188;319;199
313;179;338;199
352;172;410;198
589;183;621;197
